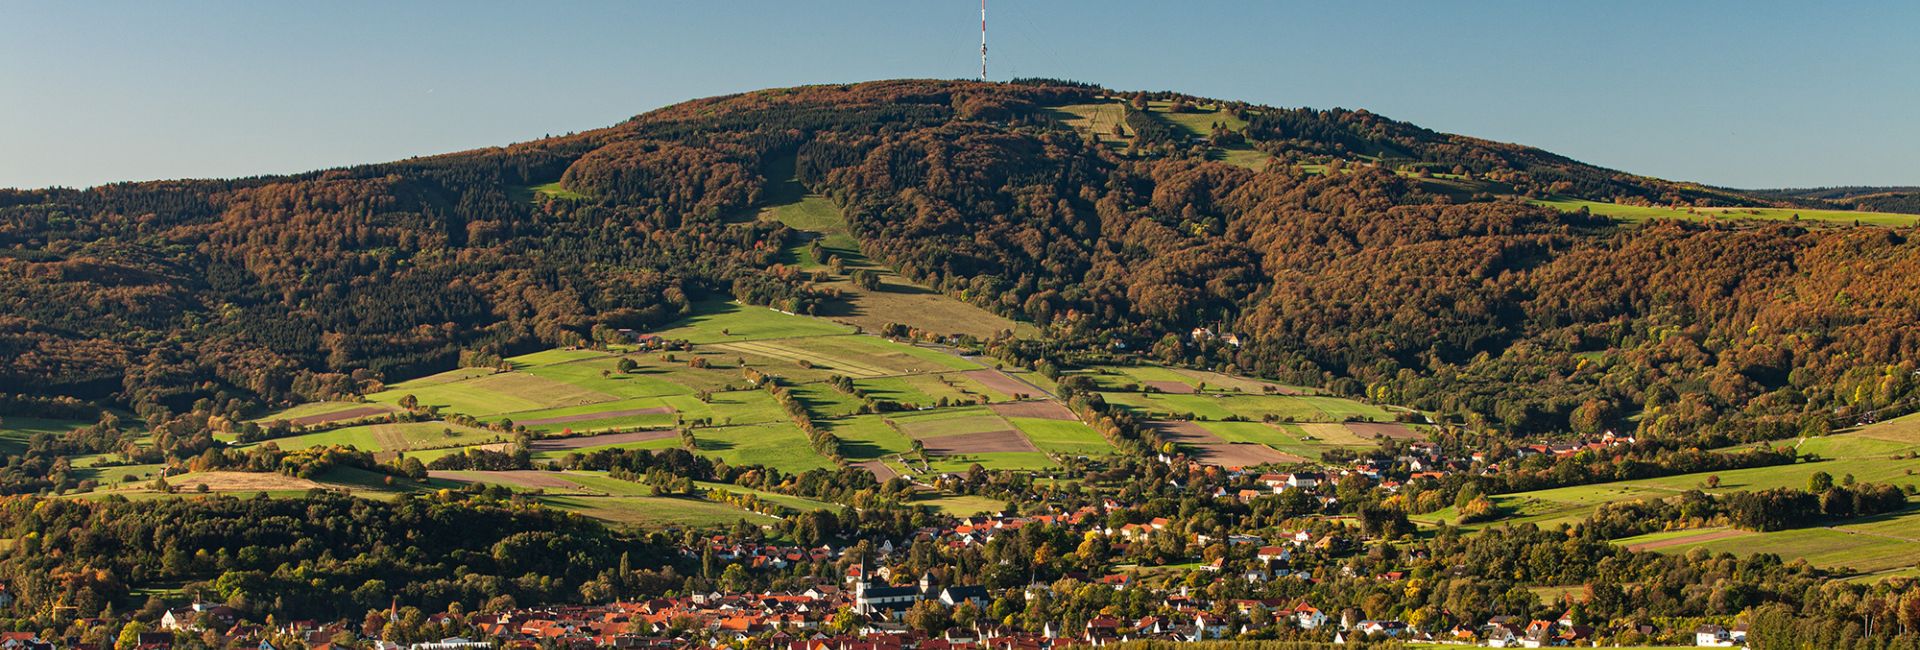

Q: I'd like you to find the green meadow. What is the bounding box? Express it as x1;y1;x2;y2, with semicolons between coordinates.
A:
242;300;1380;524
1416;414;1920;576
1531;196;1919;226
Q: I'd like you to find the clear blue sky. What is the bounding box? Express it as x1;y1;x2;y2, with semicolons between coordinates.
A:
3;1;1915;190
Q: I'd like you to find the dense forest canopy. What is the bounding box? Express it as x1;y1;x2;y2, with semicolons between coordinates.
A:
2;78;1916;448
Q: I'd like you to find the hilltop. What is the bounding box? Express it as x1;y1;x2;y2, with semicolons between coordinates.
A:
1;77;1916;471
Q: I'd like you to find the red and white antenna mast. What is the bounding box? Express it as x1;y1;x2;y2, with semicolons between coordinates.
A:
979;0;988;81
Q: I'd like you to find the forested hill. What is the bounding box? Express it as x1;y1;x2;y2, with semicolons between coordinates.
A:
2;79;1916;454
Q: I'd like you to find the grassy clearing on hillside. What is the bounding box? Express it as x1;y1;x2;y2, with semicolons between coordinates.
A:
1049;102;1131;146
756;155;1035;339
368;371;615;416
521;357;696;399
1618;523;1920;575
530;181;589;202
651;302;855;343
1151;101;1248;136
508;348;607;368
255;420;504;453
380;367;498;390
713;334;974;378
1532;196;1919;226
251;401;389;424
0;416;84;454
1426;416;1920;572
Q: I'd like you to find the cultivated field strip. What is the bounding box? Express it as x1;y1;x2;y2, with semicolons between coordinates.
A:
709;338;893;377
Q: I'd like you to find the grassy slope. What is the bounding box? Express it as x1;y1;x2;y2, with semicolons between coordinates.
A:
1422;414;1920;576
1532;196;1919;226
755;155;1035;339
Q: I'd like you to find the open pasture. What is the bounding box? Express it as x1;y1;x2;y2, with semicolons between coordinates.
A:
530;429;680;453
498;397;682;433
650;301;855;344
925;452;1057;473
258;420;503;454
1172;368;1302;394
853;373;995;409
368;371;616;416
824;415;916;460
691;422;837;473
1049;101;1131;146
0;416;85;454
962;369;1041;399
714;334;975;378
1532;196;1919;227
915;430;1036;455
1151;101;1248;136
990;400;1076;421
786;383;867;418
1346;421;1425;441
1102;391;1393;424
540;494;778;528
507;348;608;368
1616;521;1920;575
430;469;586;492
520;355;697;399
888;407;1012;438
255;401;395;427
1196;421;1368;459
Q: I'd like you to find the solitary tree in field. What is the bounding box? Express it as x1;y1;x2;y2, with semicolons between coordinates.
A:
1810;471;1834;492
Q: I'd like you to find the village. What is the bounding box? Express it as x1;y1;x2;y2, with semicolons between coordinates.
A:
19;423;1753;650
